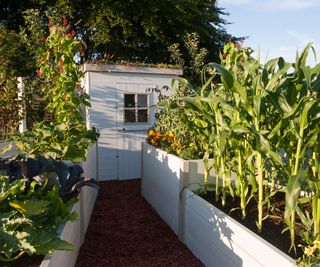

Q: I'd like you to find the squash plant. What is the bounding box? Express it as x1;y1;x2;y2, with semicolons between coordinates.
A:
0;176;76;262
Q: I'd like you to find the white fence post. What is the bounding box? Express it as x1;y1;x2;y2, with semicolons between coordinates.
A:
17;77;27;133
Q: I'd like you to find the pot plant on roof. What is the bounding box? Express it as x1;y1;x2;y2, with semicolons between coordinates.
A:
143;42;320;266
0;11;99;267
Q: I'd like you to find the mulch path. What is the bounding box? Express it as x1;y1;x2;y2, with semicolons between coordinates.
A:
76;179;204;267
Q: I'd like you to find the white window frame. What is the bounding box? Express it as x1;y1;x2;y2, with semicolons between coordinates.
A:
123;93;150;124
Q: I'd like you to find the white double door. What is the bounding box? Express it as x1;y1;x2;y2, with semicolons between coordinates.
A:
97;83;155;181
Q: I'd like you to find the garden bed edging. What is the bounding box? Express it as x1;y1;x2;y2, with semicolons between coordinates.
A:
141;142;214;240
183;189;296;267
40;144;98;267
40;187;98;267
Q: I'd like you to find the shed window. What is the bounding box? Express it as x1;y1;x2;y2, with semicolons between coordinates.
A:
124;94;149;123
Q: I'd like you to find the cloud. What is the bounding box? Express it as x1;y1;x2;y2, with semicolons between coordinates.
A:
287;30;317;47
219;0;320;11
251;42;319;66
287;30;309;42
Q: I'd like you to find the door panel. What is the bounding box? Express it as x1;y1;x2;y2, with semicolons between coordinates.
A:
117;131;146;180
98;131;118;180
117;83;154;180
90;83;118;181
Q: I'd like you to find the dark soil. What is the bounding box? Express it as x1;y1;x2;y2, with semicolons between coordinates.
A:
199;190;304;260
76;179;204;267
0;255;43;267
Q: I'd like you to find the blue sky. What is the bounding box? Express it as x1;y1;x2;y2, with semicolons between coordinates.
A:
218;0;319;66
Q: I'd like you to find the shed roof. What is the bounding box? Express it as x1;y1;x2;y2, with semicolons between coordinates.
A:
83;64;183;76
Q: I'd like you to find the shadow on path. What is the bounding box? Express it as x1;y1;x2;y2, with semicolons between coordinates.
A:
76;179;204;267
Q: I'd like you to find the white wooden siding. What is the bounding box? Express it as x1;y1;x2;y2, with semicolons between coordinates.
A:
85;66;181;180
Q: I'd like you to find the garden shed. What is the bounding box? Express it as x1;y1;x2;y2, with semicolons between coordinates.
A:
83;64;182;181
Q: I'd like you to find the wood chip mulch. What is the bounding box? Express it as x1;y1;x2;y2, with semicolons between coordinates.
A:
76;179;204;267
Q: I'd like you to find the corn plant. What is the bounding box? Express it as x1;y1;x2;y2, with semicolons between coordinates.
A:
176;78;216;185
164;42;320;255
272;44;320;251
208;46;292;230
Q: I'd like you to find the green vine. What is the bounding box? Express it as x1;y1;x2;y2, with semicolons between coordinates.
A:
12;18;99;161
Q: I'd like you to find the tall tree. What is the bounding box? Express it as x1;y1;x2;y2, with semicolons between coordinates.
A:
0;0;232;68
81;0;229;63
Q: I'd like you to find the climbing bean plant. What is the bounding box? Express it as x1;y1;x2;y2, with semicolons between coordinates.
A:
11;18;99;162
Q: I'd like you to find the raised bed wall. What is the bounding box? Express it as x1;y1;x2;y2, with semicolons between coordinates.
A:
41;143;99;267
40;201;82;267
183;189;296;267
141;142;213;239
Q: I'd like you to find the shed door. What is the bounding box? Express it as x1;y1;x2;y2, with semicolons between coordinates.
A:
93;84;119;181
116;83;154;180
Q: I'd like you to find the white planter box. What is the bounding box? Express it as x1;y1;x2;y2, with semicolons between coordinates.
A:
0;142;17;157
1;142;98;266
40;168;98;267
80;186;98;236
141;143;213;239
40;200;81;267
80;143;99;235
184;189;296;267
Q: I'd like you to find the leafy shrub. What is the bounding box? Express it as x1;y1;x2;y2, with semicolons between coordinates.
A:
148;82;203;160
0;24;31;141
0;176;77;262
0;75;22;141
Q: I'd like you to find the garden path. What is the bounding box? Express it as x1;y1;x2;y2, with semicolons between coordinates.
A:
76;179;203;267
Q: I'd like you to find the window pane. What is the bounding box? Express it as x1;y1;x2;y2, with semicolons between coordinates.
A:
125;110;136;123
137;94;148;107
125;94;135;108
138;109;148;122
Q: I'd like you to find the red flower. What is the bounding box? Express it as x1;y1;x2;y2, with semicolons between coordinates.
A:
66;33;73;39
39;37;47;43
58;66;64;73
37;70;43;78
80;50;86;57
71;30;77;36
48;21;53;27
63;19;68;26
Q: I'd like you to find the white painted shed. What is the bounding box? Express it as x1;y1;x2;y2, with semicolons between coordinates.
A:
83;64;182;181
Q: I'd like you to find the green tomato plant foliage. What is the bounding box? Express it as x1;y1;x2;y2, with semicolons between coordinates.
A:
151;80;204;161
12;18;99;162
0;176;77;262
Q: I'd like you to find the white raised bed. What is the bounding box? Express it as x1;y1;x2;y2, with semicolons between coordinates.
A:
40;144;98;267
183;189;296;267
0;142;17;157
80;143;99;235
40;186;98;267
40;200;82;267
141;142;213;239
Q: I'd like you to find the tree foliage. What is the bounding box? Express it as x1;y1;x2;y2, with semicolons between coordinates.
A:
0;0;234;136
0;25;31;139
0;0;232;69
